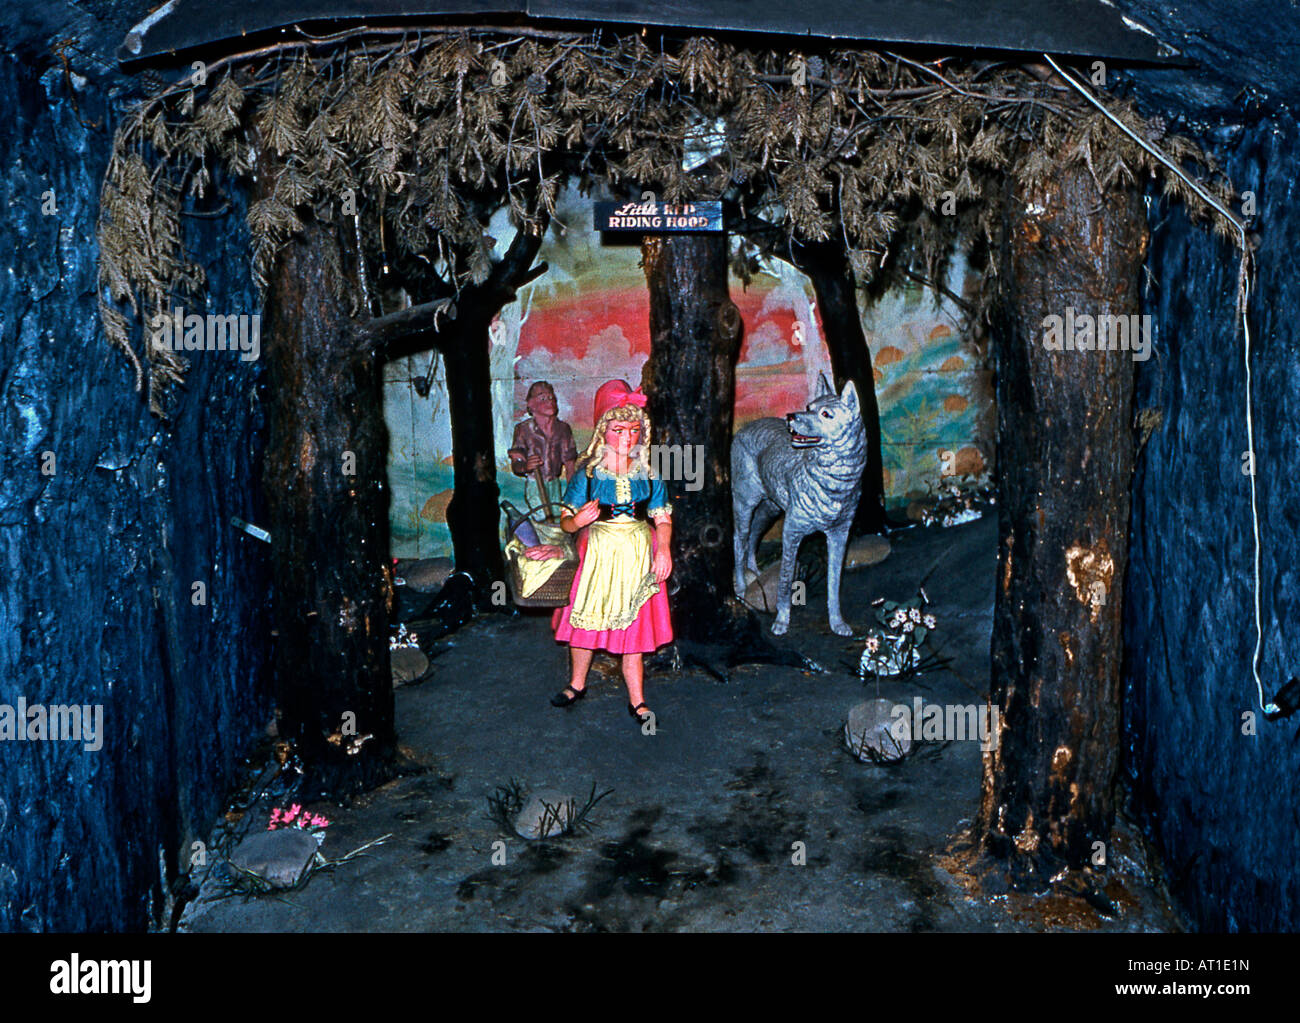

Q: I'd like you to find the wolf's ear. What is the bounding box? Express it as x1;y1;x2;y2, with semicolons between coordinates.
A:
817;372;833;396
840;379;860;413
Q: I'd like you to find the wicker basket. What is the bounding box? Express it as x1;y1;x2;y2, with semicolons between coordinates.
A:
507;551;576;608
503;497;576;608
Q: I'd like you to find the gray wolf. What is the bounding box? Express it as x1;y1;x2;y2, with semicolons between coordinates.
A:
731;375;868;635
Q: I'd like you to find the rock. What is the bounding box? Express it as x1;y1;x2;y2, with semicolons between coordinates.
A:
845;535;891;568
743;562;783;612
906;500;930;522
513;789;576;839
401;557;454;593
391;646;429;685
228;828;319;888
845;698;912;762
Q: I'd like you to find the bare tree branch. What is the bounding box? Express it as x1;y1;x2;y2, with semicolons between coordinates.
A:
356;296;457;351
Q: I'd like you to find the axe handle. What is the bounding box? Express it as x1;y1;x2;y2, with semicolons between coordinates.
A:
533;467;555;521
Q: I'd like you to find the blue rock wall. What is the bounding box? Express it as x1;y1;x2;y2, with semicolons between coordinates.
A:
1125;111;1300;932
0;52;272;932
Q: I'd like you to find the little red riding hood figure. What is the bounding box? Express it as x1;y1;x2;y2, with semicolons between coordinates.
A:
550;379;673;725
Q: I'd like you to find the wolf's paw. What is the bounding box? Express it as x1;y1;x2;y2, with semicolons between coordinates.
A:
830;620;853;637
771;618;789;636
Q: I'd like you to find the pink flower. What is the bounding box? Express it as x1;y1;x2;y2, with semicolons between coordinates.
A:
283;804;301;823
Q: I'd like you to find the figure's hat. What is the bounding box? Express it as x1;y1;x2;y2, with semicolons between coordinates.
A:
592;379;647;424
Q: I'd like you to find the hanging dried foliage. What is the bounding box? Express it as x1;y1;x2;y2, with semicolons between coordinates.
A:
95;26;1237;415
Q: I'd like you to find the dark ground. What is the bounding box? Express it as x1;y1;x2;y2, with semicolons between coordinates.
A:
179;513;1184;932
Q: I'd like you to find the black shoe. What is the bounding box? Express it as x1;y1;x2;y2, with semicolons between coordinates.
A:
628;702;653;725
551;684;588;708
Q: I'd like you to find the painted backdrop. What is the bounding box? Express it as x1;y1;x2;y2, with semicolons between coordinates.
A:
385;185;991;558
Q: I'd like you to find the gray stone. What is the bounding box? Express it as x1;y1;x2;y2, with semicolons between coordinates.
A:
391;646;429;685
845;535;891;568
513;789;576;839
401;557;454;593
743;562;783;612
845;698;912;762
228;828;319;888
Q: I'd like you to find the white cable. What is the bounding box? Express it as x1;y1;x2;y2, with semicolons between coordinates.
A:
1241;257;1271;712
1042;56;1246;235
1042;55;1271;712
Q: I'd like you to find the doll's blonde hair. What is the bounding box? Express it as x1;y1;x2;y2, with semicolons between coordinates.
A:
578;405;653;477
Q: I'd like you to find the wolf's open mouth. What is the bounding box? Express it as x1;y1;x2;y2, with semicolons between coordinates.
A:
789;431;822;446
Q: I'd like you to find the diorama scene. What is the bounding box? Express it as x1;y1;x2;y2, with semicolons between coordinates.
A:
2;0;1297;944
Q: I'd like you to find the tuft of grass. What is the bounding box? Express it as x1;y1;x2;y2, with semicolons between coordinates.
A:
485;779;614;839
484;778;527;831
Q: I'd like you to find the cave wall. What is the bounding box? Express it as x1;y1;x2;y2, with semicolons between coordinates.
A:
0;52;271;932
1125;110;1300;932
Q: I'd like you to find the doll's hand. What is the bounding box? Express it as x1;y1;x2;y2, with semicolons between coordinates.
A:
524;544;564;561
572;500;600;528
653;547;672;583
524;454;543;471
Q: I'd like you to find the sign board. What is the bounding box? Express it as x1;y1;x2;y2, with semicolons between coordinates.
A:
594;200;723;233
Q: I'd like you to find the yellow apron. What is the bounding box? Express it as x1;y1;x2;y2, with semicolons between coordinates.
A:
567;519;659;632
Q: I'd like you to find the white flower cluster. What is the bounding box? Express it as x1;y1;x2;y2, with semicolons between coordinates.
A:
884;608;937;633
859;599;938;679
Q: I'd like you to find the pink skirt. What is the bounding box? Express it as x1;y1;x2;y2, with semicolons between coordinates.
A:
552;525;674;654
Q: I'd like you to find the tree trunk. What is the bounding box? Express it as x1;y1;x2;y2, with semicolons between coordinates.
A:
263;219;397;797
441;309;506;590
381;223;547;597
793;241;888;534
974;152;1147;887
642;233;743;641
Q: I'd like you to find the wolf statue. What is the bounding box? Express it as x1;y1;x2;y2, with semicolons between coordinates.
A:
731;375;868;636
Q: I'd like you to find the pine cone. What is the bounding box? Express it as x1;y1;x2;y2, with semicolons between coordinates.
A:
525;73;548;95
807;56;825;80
